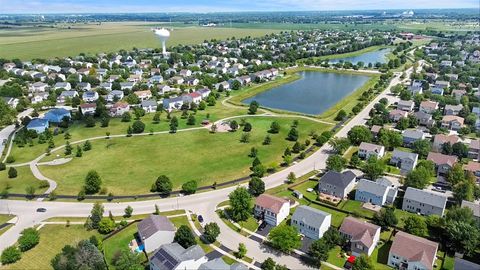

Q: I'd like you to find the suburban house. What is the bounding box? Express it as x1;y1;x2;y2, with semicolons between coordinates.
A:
414;111;435;127
26;118;49;133
452;89;467;101
390;149;418;172
44;108;71;123
134;90;153;101
183;92;203;104
370;125;382;138
291;205;331;240
402;129;426;146
455;258;480;270
149;243;207;270
432;134;460;152
358;142;385;159
461;200;480;222
82;91;99;102
254;194;290;226
79;103;97;116
339;217;381;256
402;187;448;216
109;102;130;117
441;115;464;131
468;140;480;159
318;170;357;198
419;101;439;114
163;96;184;111
355;178;398;206
141;100;158;113
199;259;247;270
464;161;480;180
444;104;463;116
408;80;423;95
57;90;78;103
397;100;415;111
388;231;438;270
426;152;458;176
30;81;48;92
107;90;124;102
389;109;408;122
138;215;176;253
54;82;71;90
120;82;135;90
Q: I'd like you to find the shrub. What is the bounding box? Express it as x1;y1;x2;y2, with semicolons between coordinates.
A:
98;218;116;234
18;228;40;251
182;180;198;195
5;156;15;164
132;120;145;133
1;246;21;264
0;163;6;171
8;167;17;178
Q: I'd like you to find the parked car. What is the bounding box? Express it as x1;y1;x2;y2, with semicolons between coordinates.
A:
36;208;47;212
198;215;204;223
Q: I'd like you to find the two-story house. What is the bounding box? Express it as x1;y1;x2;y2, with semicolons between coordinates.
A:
358;142;385;160
355;178;398;206
388;231;438;270
402;187;447;216
291;205;331;240
149;243;207;270
318;170;356;199
254;194;290;226
390;149;419;173
339;217;381;256
426;152;458;176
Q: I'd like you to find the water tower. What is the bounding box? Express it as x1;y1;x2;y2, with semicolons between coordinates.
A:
154;28;170;55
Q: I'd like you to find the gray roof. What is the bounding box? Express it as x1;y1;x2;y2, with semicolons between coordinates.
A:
404;187;447;209
414;111;432;120
455;258;480;270
230;263;248;270
320;170;356;189
397;100;414;107
357;179;389;197
141;100;158;107
392;149;418;161
461;200;480;217
150;243;205;270
292;205;331;228
137;215;175;240
403;129;424;140
199;258;229;270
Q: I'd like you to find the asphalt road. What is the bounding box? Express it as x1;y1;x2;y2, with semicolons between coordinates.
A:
0;64;420;268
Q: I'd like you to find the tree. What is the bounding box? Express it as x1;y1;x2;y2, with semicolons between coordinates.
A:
269;121;280;133
235;243;247;258
51;240;106;270
64;141;72;155
335;110;347;121
287;172;296;183
98;218;116;234
373;207;398;229
152;112;161;124
75;145;83;157
453;176;476;204
121;112;131;122
286;127;299;141
326;154;347;172
228;187;252;222
170;116;178;133
0;162;5;171
87;202;104;230
263;135;272;145
447;164;466;186
8;167;17;178
127;126;133;137
261;258;276;270
445;221;480;256
329;137;350;154
229;120;238;131
352;254;375;270
18;227;40;251
111;249;143;270
248;177;265;196
412;139;432;158
267;225;301;253
403;216;428;237
124;205;133;218
187;114;196;125
203;222;220;243
405;167;431;189
182;180;198;195
452;142;468;158
153;175;172;195
85;116;96;127
174;225;196;248
362;156;386;180
131;120;145;133
308;239;330;267
84;170;102;194
347;126;372;145
243;122;252;132
1;246;21;265
248;101;259;114
83;140;92;151
240;132;250;143
378;129;402;150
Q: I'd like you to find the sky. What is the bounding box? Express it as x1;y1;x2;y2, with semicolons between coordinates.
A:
0;0;477;14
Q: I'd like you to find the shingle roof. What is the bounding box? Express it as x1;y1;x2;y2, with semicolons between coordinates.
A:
255;194;289;214
319;170;356;189
403;129;424;140
137;215;175;240
426;152;458;166
359;142;383;152
339;217;379;248
455;257;480;270
390;231;438;270
392;149;418;161
357;179;389;197
150;243;205;270
199;258;229;270
461;200;480;218
292;205;331;229
404;187;448;209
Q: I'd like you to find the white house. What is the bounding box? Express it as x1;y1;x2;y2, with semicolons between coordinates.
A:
254;194;290;226
138;215;176;253
388;231;438;270
339;217;381;256
358;142;385;159
150;243;207;270
291;205;331;240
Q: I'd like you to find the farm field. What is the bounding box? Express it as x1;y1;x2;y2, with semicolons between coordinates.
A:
0;22;280;60
38;116;330;195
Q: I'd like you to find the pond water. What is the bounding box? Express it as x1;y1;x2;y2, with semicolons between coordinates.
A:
329;48;391;65
243;71;371;115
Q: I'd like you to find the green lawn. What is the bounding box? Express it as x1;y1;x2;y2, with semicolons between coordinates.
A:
340;200;376;219
0;225;99;270
238;216;259;232
0;22;280;60
103;222;144;268
38;116;330;195
370;241;393;270
290;180;318;201
0;214;14;224
0;166;48;195
327;246;346;268
393;209;427;229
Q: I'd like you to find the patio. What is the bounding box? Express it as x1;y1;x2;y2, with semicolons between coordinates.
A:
318;192;342;205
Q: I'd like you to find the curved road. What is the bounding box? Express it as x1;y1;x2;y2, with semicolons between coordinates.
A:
0;63;420;268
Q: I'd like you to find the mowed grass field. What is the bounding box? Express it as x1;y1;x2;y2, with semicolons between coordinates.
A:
0;22;280;60
39;116;330;195
0;166;47;195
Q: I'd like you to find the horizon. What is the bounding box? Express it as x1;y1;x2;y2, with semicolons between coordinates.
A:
0;0;477;14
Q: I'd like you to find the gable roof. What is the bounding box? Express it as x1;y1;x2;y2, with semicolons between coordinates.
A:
292;205;331;228
404;187;448;209
339;217;380;248
357;179;389;197
403;129;425;139
359;142;384;152
426;152;458;166
138;215;175;240
461;200;480;218
390;231;438;269
150;243;205;270
320;170;356;189
255;194;289;214
392;149;418;161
